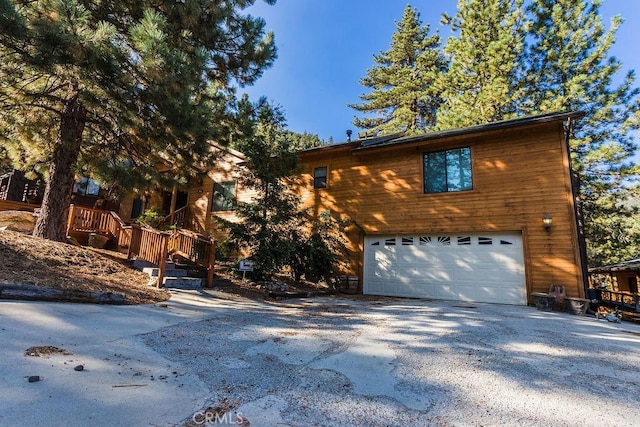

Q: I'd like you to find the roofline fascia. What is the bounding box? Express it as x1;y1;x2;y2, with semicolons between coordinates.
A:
349;111;586;153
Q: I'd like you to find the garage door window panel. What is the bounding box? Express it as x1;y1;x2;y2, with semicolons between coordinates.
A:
424;147;472;193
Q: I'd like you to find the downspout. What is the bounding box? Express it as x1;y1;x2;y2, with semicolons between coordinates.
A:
564;117;589;297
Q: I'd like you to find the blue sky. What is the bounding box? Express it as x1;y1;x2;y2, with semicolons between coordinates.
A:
242;0;640;143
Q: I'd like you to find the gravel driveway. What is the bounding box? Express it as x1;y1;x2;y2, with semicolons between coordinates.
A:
146;293;640;427
2;291;640;426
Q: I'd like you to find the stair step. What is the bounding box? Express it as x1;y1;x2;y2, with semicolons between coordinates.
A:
162;277;204;289
142;267;188;278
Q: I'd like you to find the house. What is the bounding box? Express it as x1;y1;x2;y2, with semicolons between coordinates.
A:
296;111;586;305
589;259;639;294
0;169;44;204
120;111;587;306
118;145;255;241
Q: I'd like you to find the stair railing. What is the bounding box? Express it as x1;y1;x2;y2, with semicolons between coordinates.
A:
66;205;215;288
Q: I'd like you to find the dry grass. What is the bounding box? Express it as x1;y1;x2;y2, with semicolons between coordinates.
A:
0;230;170;304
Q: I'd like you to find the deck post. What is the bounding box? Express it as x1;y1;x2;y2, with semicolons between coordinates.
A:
169;186;178;226
156;233;169;288
66;204;75;237
127;224;141;260
205;239;216;288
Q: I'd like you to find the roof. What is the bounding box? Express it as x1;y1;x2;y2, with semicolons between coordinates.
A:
299;111;585;155
589;259;640;274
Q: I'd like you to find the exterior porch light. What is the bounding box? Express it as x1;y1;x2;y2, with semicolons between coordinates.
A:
543;214;552;232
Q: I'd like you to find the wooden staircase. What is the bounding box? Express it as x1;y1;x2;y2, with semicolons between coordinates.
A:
66;205;216;288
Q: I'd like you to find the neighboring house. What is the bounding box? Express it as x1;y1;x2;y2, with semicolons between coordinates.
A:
0;169;107;209
0;169;44;204
296;111;586;305
121;111;587;306
589;259;640;294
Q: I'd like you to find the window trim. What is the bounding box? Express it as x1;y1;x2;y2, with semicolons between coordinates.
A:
313;166;328;189
423;146;473;194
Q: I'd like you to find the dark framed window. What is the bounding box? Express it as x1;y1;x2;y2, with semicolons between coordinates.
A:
313;166;328;189
212;181;236;211
423;147;472;193
73;177;100;196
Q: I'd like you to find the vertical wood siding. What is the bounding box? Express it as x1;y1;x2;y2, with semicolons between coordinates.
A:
296;123;584;299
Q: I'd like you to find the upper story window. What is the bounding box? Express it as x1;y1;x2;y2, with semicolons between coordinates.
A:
313;166;328;189
73;177;100;196
423;147;472;193
212;180;236;211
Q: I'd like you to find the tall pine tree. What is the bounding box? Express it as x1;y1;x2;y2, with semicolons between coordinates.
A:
437;0;527;129
350;5;447;136
525;0;640;265
0;0;276;241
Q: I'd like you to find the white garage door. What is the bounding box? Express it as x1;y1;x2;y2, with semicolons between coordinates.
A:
363;232;526;305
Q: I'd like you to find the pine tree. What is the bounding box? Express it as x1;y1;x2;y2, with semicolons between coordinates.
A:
220;99;346;280
284;131;326;151
525;0;640;265
349;5;447;136
436;0;527;129
0;0;276;241
220;99;301;278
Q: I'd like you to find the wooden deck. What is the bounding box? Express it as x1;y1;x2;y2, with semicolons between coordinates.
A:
599;290;640;313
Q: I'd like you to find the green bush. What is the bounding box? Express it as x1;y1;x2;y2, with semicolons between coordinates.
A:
136;208;164;229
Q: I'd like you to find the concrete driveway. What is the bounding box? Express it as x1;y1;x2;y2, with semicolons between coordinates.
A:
1;290;639;426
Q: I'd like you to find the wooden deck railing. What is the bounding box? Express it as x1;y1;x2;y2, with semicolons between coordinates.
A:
66;205;215;288
158;205;189;229
127;225;170;286
600;290;640;313
66;204;126;239
168;229;216;286
0;199;40;212
126;226;215;288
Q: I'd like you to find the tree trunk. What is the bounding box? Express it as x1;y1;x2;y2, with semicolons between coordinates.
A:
33;89;86;241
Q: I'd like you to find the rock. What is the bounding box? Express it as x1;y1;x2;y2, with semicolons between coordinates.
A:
28;375;41;382
74;365;84;371
88;233;110;249
0;210;38;233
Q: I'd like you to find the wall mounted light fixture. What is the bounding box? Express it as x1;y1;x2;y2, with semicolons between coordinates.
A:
543;214;552;232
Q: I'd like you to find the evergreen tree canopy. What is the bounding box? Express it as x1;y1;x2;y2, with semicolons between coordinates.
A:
436;0;527;129
350;4;447;136
525;0;639;265
0;0;277;241
284;130;326;152
220;99;345;281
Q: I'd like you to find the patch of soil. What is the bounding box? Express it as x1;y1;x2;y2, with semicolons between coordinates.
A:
25;346;72;357
212;262;337;302
0;230;169;304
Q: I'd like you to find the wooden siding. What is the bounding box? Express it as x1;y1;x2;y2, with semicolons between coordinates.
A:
119;149;256;243
297;122;584;300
